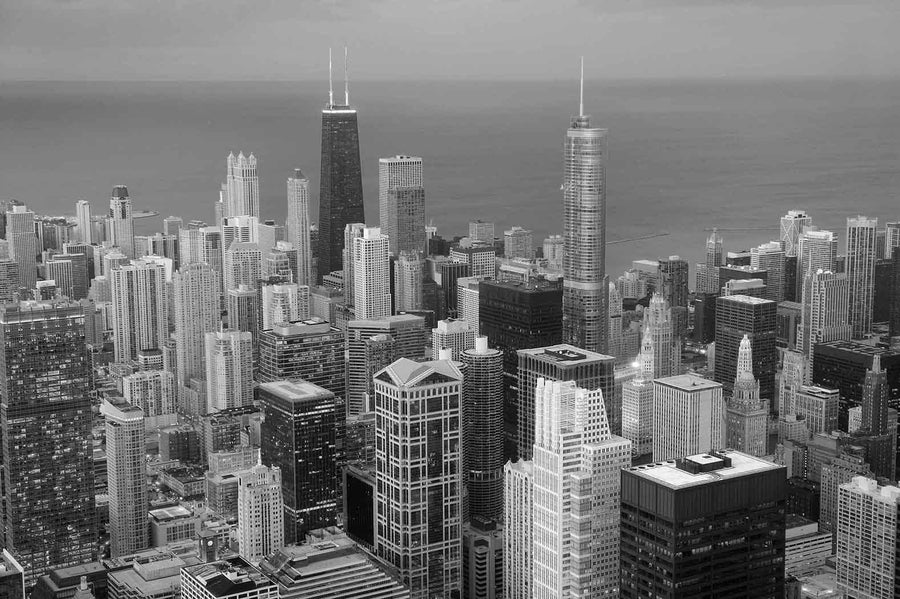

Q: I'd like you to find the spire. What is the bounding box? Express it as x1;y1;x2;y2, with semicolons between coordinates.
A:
736;335;755;382
639;326;654;382
328;48;334;107
344;46;350;106
579;56;584;117
872;353;882;373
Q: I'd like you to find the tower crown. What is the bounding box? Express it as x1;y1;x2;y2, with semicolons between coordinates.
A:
736;335;755;383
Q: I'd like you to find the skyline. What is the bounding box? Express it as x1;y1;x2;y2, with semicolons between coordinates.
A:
2;1;900;82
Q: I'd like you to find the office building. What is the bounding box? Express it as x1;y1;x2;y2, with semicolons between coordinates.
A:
237;464;284;564
469;220;494;243
205;330;254;412
353;227;391;319
543;234;564;271
110;259;169;363
462;518;503;599
102;399;148;558
74;199;93;244
657;255;689;308
845;216;878;338
714;294;777;403
379;155;425;257
456;276;481;334
532;378;631;597
432;318;475;361
797;269;850;383
373;358;464;598
622;327;654;459
135;233;178;266
450;244;496;280
224;242;261;292
652;374;725;461
751;240;786;302
835;477;900;599
781;210;812;258
696;229;724;294
796;228;838;300
819;449;873;534
181;557;276;599
503;460;532;599
285;169;314;286
44;258;73;299
227;285;258;336
725;335;768;457
776;300;802;350
562;83;609;354
107;186;135;258
794;385;839;436
122;369;176;418
812;340;900;422
225;151;260;218
0;260;19;303
258;318;345;393
645;292;680;378
260;283;309;330
0;302;96;585
317;55;365;280
461;338;504;522
394;250;424;312
6;205;37;292
620;451;786;599
174;263;220;388
341;222;366;306
503;226;532;260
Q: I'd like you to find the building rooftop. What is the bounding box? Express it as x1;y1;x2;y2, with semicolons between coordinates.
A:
268;318;335;337
654;373;722;392
258;379;333;403
347;314;424;328
718;294;774;305
817;339;899;357
149;505;193;522
184;557;274;598
376;357;463;387
518;344;614;365
625;449;782;489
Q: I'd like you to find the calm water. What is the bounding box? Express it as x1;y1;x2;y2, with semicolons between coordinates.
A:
1;79;899;276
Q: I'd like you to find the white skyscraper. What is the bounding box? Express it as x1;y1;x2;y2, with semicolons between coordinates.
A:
543;235;564;271
725;335;768;457
751;240;786;302
796;228;837;298
797;269;851;383
457;276;481;336
432;318;475;361
107;185;135;258
286;169;313;286
237;464;284;565
835;476;900;599
393;250;424;313
503;226;533;260
644;292;680;378
226;151;260;218
205;330;254;412
110;259;169;363
173;263;221;387
374;358;463;598
6;205;37;292
845;216;878;338
379;155;425;257
652;374;725;462
622;327;654;458
122;370;176;418
504;459;533;599
343;222;366;305
101;399;148;558
75;200;93;244
780;210;812;258
260;282;309;330
224;242;262;292
531;378;631;598
353;227;391;320
885;221;900;259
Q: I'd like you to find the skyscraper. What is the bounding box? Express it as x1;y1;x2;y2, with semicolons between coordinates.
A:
796;228;838;299
107;185;135;258
224;242;261;292
286;169;313;286
379;155;425;257
342;222;366;305
173;263;221;388
460;337;504;522
652;374;725;461
861;354;889;435
75;200;93;244
780;210;812;258
432;318;475;361
531;378;631;597
751;240;786;302
622;327;654;459
644;292;680;378
6;205;37;292
725;335;768;457
0;301;96;585
714;294;777;403
260;282;309;330
353;227;391;320
205;330;254;412
468;220;494;243
797;269;851;383
562;63;609;354
317;49;365;280
102;398;148;558
696;229;724;294
657;255;689;308
503;460;533;599
110;258;169;363
226;151;260;218
237;464;284;564
394;250;424;313
373;358;463;598
503;226;533;260
845;216;878;338
620;451;786;598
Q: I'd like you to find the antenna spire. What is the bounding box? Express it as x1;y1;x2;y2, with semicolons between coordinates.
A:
579;56;584;117
344;46;350;105
328;48;334;107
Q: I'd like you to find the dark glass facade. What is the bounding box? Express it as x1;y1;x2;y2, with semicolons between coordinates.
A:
0;302;97;587
657;257;689;308
438;261;470;319
317;107;364;280
812;340;900;423
714;295;777;403
872;258;894;324
343;464;375;550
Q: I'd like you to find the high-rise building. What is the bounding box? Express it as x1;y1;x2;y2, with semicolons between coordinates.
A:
460;338;504;522
861;354;890;436
652;374;725;461
562;74;609;354
225;151;260;218
179;226;224;285
845;216;878;338
531;378;631;597
796;228;838;300
224;242;261;292
797;269;851;384
450;244;496;280
835;476;900;599
714;294;777;403
122;369;176;418
503;460;533;599
259;380;337;543
620;450;786;598
394;250;424;313
181;557;277;599
461;518;504;599
107;186;135;258
542;234;564;271
374;358;463;598
468;220;494;244
516;344;615;460
227;284;258;335
341;221;366;304
102;398;148;558
781;210;812;258
6;205;37;292
725;335;768;457
696;229;724;294
751;240;786;302
644;292;680;378
657;255;689;308
0;260;19;303
317;52;365;280
622;326;655;459
135;233;179;266
0;301;96;586
75;200;93;244
379;155;425;257
795;385;839;436
205;330;254;412
45;258;74;299
456;276;482;334
285;169;314;286
607;283;625;362
503;227;533;260
163;215;182;236
110;258;169;363
237;464;284;564
260;283;309;330
173;263;220;388
819;449;873;534
432;318;475;361
353;227;391;320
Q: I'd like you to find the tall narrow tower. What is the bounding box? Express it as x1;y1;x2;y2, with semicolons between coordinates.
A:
845;216;878;338
317;47;365;280
225;152;260;218
286;169;313;286
102;398;148;558
75;200;93;244
725;335;768;457
379;155;425;257
6;205;37;292
108;185;135;258
562;58;609;353
622;327;655;458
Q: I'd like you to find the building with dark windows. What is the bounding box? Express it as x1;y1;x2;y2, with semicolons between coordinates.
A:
620;450;786;599
714;294;777;404
657;256;689;308
776;301;802;350
343;463;376;551
812;339;900;423
259;380;337;544
691;292;718;344
0;301;97;588
0;551;25;599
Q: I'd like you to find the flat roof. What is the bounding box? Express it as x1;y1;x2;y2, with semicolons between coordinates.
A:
149;505;193;522
625;449;782;489
184;557;274;597
258;379;333;402
518;344;614;364
654;374;722;392
718;294;774;305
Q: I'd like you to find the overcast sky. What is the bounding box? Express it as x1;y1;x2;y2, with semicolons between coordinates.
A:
1;0;898;81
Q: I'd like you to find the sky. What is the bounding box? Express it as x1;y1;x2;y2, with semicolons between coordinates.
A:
1;0;899;81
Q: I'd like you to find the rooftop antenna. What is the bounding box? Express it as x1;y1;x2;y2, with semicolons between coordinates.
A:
328;48;334;107
579;56;584;117
344;46;350;106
